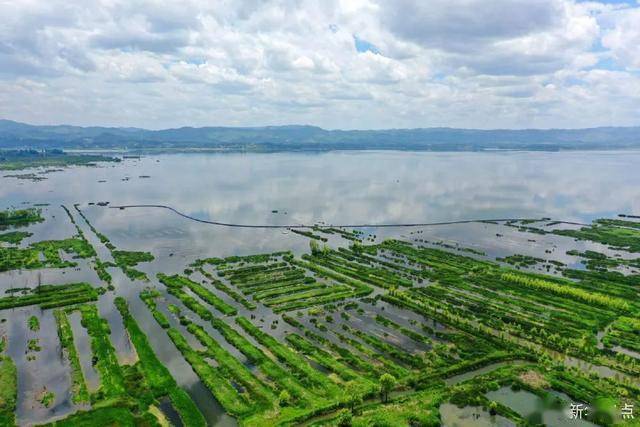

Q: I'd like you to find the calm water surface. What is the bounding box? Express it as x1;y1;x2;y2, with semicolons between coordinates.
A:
2;150;640;224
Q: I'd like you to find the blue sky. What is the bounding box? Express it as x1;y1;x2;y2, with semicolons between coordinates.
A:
354;36;381;54
587;0;635;4
0;0;638;130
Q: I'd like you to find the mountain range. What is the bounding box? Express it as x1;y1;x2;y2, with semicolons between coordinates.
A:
1;119;638;152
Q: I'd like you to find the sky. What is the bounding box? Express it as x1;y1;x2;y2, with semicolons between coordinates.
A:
0;0;639;130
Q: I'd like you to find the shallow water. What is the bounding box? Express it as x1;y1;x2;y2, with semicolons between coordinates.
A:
68;311;100;393
439;403;515;427
3;150;640;226
444;361;530;386
6;308;79;425
157;396;184;427
486;386;597;426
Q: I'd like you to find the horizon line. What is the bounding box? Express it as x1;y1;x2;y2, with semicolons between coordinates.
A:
1;118;639;133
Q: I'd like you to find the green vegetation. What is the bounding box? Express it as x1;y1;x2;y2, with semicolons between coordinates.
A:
54;309;90;403
319;227;364;242
94;259;112;285
496;254;564;272
41;297;206;426
72;204;154;282
420;239;486;256
166;326;255;418
208;316;315;402
236;317;341;395
28;315;40;331
0;356;17;427
555;221;640;252
142;287;307;422
195;267;256;310
567;249;640;272
3;214;639;426
341;388;441;427
187;319;273;413
27;338;41;353
192;251;290;267
0;149;119;171
0;208;43;227
373;314;431;347
77;304;126;399
114;297;206;427
39;406;140;426
596;218;640;229
201;251;372;313
0;231;32;245
112;250;154;281
0;236;96;272
139;289;171;329
501;271;630;311
157;273;237;316
340;324;425;369
144;277;376;425
59;205;114;286
0;283;99;310
284;333;373;386
291;229;328;241
33;237;96;260
602;316;640;353
38;389;55;408
370;238;638;375
72;205;109;243
379;373;396;403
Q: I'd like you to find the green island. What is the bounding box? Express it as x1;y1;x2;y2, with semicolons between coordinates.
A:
0;150;119;172
0;232;32;245
0;283;100;310
73;205;154;282
27;316;39;331
0;209;43;228
37;390;55;408
54;309;90;403
555;223;640;252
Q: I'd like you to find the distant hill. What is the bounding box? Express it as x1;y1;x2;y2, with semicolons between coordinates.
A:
0;119;638;152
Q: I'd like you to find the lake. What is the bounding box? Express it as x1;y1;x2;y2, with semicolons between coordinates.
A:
3;150;640;225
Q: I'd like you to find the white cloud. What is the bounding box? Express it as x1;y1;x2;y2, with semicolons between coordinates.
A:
602;7;640;69
378;0;563;51
0;0;638;129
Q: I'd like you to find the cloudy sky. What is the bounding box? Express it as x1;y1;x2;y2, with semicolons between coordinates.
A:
0;0;639;129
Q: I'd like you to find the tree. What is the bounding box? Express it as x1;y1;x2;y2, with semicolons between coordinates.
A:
379;373;396;403
489;400;498;416
278;389;291;407
345;381;363;414
310;240;320;255
336;409;353;427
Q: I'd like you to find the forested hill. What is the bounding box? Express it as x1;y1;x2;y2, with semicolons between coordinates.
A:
1;119;638;152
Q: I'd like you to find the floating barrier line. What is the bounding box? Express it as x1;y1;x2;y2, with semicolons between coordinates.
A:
108;204;590;229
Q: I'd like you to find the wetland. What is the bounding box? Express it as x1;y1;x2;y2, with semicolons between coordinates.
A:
0;150;639;426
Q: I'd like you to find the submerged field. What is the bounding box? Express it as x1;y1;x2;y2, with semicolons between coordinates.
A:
1;204;639;426
1;151;640;426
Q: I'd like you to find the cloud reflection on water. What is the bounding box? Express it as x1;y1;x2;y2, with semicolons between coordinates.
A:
2;151;639;226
